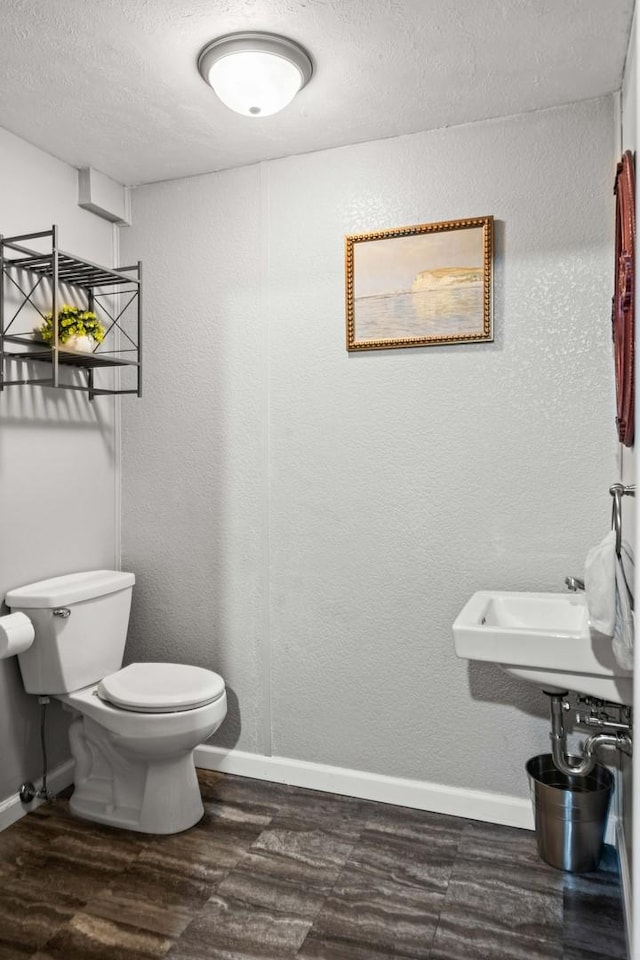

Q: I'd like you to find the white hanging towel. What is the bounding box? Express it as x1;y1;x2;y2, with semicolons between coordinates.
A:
613;542;634;671
584;530;616;636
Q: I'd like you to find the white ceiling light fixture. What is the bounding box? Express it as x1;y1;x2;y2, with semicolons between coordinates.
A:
198;32;313;118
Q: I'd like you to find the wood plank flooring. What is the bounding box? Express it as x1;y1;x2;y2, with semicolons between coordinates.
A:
0;770;626;960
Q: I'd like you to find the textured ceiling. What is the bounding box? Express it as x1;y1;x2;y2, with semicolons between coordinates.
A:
0;0;634;186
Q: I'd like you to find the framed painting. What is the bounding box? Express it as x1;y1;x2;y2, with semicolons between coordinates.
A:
345;215;493;351
612;151;635;447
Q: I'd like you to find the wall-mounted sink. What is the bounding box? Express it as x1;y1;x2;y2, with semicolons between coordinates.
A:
453;591;632;706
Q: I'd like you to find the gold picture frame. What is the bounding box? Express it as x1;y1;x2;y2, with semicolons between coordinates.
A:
345;215;493;351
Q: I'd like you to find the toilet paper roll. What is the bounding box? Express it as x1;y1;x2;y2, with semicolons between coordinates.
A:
0;612;34;659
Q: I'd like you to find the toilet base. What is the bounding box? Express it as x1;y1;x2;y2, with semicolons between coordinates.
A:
69;786;204;835
67;715;206;834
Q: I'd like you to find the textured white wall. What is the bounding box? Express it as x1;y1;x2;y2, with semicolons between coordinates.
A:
120;165;268;753
121;96;618;799
0;127;118;803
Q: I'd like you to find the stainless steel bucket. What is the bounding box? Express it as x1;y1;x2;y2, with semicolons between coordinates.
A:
526;753;613;873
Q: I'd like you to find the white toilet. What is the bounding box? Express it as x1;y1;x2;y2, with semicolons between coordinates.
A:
6;570;227;834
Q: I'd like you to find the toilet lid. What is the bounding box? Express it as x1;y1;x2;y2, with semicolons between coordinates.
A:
97;663;225;713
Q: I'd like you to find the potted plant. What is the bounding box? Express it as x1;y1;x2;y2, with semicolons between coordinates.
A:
36;304;106;353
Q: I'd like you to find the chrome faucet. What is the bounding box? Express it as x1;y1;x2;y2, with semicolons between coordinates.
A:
564;576;585;592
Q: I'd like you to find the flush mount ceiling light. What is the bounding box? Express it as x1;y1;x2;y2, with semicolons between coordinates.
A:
197;32;313;118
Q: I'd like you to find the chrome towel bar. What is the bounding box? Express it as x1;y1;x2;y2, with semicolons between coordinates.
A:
609;483;635;557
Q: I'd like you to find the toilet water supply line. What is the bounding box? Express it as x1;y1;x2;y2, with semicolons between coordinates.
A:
37;697;55;800
547;693;632;777
19;697;55;804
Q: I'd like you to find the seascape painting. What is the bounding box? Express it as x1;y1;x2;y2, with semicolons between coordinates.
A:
345;217;493;351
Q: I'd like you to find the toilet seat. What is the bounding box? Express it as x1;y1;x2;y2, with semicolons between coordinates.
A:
97;662;225;713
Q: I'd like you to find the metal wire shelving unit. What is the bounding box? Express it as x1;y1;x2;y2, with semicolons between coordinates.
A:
0;225;142;399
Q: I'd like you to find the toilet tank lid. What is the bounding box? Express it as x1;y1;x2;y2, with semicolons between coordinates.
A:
6;570;135;608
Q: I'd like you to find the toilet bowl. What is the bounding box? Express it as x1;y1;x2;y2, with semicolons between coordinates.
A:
60;663;227;833
7;570;227;834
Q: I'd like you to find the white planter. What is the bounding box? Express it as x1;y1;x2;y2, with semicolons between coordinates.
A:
61;334;95;353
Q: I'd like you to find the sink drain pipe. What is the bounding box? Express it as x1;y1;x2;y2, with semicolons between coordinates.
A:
547;692;632;777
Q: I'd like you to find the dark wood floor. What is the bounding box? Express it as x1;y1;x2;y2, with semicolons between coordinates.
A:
0;770;626;960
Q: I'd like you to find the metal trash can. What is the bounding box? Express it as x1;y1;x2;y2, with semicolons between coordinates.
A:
526;753;613;873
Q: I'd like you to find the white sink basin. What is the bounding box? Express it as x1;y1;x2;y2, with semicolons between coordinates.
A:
453;591;632;705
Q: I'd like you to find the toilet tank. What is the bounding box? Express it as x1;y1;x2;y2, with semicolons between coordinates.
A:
6;570;135;694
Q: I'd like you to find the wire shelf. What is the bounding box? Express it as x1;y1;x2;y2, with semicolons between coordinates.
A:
0;226;142;399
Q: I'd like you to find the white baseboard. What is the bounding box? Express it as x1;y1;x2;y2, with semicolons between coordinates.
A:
195;745;535;830
616;820;633;960
0;759;75;833
1;746;621;895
